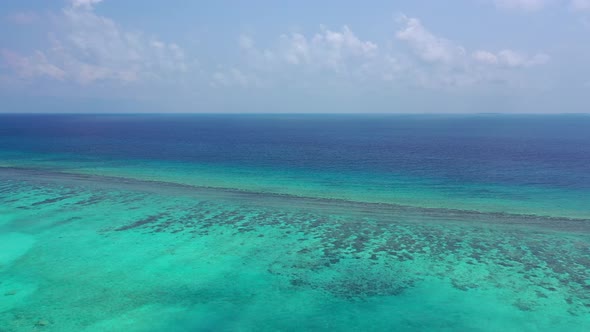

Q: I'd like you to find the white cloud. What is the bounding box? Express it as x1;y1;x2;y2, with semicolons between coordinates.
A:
280;33;310;65
396;15;466;64
1;0;193;85
228;27;385;89
70;0;104;9
472;50;499;65
229;17;550;90
1;50;66;80
280;25;378;71
394;16;549;70
2;4;551;93
497;50;550;67
238;35;255;50
393;15;550;87
493;0;549;10
242;25;377;74
473;49;550;67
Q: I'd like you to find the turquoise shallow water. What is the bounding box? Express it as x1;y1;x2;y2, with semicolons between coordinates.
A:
1;114;590;331
1;168;589;331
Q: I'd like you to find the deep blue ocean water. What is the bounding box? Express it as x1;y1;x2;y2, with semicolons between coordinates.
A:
1;114;589;187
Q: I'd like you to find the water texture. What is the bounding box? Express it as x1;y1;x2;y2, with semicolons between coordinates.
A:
0;114;589;331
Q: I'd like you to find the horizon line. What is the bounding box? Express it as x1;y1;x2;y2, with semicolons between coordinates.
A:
0;112;589;116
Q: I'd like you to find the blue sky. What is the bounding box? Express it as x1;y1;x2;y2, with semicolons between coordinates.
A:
1;0;589;113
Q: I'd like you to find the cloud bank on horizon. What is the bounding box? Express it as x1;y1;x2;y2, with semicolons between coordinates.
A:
0;0;589;113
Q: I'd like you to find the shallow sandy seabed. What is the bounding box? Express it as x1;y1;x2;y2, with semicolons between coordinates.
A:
1;169;589;331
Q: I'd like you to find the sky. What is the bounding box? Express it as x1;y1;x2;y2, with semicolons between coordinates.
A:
0;0;589;113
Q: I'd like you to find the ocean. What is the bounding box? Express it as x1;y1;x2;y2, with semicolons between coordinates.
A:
1;114;589;331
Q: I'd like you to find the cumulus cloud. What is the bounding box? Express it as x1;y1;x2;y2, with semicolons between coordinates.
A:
1;0;193;85
393;15;550;87
227;17;550;90
396;15;466;64
219;26;389;89
396;16;548;70
1;50;66;80
473;50;550;67
70;0;104;9
241;25;377;74
472;50;500;65
281;26;377;70
2;4;551;93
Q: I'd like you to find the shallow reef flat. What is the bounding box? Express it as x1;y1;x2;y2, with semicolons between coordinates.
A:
1;168;590;331
2;152;590;220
